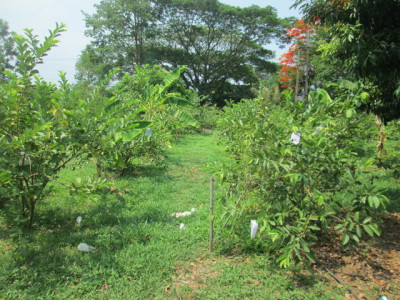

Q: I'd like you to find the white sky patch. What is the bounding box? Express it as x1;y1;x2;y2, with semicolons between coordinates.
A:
0;0;300;83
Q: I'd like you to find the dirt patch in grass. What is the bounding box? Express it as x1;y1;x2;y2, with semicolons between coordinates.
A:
166;255;251;298
168;256;222;297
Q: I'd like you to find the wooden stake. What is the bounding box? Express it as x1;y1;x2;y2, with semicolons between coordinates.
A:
209;177;214;253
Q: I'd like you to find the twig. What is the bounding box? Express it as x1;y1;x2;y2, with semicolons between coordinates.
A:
317;261;360;300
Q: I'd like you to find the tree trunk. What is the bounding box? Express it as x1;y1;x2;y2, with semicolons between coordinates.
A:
375;115;387;156
28;199;35;228
96;156;102;178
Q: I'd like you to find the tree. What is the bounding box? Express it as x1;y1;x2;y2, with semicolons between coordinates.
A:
0;19;17;81
0;24;82;227
77;0;155;82
155;0;286;105
78;0;289;105
279;19;317;96
293;0;400;122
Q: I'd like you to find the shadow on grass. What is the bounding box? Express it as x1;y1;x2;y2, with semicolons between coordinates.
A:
2;194;176;297
118;163;168;178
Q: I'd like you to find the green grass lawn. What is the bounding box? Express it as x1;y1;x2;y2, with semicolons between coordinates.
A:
1;133;396;299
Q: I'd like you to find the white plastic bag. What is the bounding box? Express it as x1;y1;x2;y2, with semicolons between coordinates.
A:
179;223;185;230
250;220;258;239
145;128;152;137
289;132;301;145
171;211;192;218
78;243;96;252
76;216;82;224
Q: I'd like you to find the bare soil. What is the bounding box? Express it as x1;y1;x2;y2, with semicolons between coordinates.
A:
310;212;400;299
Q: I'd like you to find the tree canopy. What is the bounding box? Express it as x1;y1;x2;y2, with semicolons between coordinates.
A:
0;19;16;81
293;0;400;121
77;0;290;105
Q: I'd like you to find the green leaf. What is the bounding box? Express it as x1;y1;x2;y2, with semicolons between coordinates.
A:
370;224;381;236
158;66;186;95
356;225;362;238
163;96;193;107
354;211;360;222
367;196;380;208
129;121;152;129
351;234;359;244
121;129;141;142
342;233;350;245
360;92;369;104
363;224;374;237
308;225;321;231
335;79;358;91
363;216;372;224
304;252;316;263
175;110;199;127
300;240;310;253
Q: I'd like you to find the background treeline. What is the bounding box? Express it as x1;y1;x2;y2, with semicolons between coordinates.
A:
76;0;293;105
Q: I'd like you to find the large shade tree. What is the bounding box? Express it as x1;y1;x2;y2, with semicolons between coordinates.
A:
77;0;289;105
154;0;287;105
293;0;400;122
77;0;155;83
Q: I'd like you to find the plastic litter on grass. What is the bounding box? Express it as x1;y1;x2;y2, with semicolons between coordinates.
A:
171;208;196;218
78;243;96;252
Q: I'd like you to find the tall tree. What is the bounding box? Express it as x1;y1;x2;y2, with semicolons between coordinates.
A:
155;0;286;105
78;0;289;104
0;19;17;81
77;0;155;82
293;0;400;121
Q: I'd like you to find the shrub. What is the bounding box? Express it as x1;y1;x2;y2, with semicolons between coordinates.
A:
215;88;388;268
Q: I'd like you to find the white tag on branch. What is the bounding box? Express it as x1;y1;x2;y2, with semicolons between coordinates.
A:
179;223;185;230
145;128;152;137
76;216;82;224
289;132;301;145
78;243;96;252
18;152;31;166
250;220;258;239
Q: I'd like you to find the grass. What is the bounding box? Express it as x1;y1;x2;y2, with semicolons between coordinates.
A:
1;133;399;299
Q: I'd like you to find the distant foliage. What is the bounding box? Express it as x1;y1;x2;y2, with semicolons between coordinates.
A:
0;19;17;82
79;0;290;105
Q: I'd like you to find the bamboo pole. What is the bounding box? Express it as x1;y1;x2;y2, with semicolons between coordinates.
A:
209;177;214;253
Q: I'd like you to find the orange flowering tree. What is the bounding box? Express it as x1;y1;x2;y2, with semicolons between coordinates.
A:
279;19;317;89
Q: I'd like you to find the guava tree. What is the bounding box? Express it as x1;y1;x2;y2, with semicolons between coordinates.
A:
216;88;387;268
0;24;84;227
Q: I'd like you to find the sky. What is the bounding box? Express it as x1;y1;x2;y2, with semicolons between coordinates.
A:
0;0;301;84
